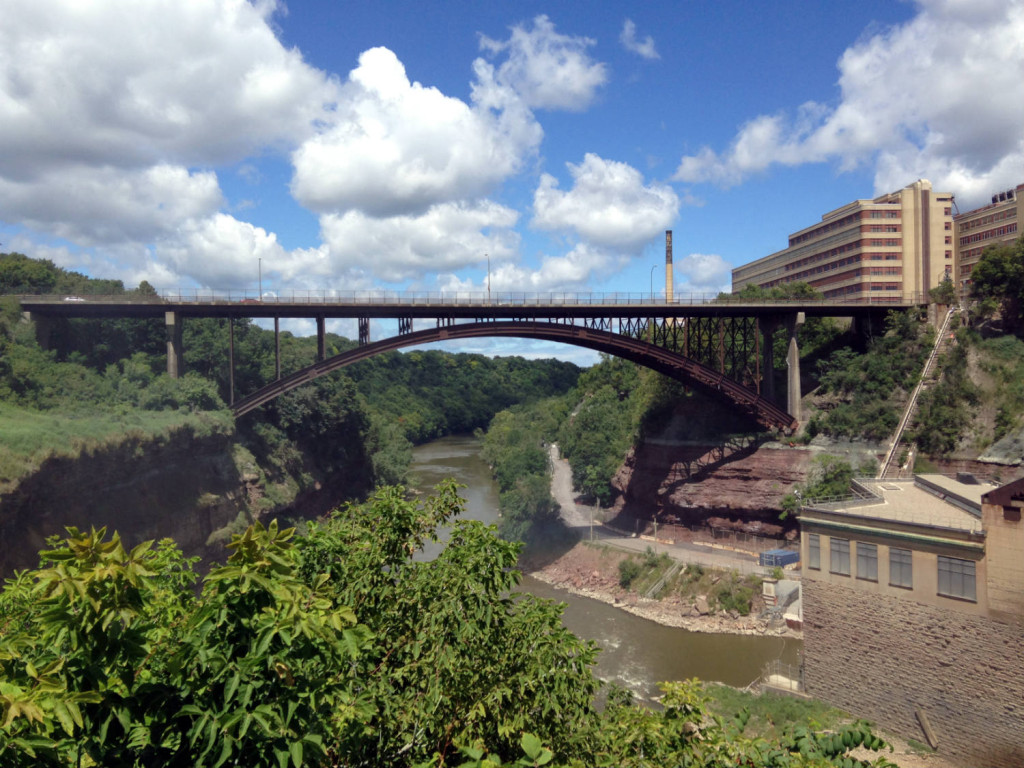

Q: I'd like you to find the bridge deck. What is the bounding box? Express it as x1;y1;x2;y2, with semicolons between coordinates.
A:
18;292;924;320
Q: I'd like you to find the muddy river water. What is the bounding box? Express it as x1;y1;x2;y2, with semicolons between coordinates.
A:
410;435;801;700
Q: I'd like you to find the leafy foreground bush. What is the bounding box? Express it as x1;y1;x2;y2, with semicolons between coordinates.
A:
0;483;898;767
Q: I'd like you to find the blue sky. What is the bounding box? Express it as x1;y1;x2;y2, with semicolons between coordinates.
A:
2;0;1023;361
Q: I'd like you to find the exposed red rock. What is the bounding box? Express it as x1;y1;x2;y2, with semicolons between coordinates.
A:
608;438;814;536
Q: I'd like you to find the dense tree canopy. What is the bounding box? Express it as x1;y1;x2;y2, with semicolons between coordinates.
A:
970;235;1024;333
808;310;932;441
0;486;900;767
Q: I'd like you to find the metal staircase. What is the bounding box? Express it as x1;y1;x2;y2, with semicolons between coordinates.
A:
877;307;957;479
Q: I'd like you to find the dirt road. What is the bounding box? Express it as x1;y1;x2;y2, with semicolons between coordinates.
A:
548;443;591;527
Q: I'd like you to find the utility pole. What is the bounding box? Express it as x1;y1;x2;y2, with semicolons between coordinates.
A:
258;257;262;301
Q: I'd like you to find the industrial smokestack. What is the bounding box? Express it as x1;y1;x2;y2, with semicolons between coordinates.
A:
665;230;674;304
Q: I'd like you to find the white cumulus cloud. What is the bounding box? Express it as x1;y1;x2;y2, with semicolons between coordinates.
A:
317;201;520;283
673;0;1024;208
489;244;622;292
154;213;287;289
0;164;222;247
290;47;542;218
620;19;660;60
674;253;732;294
0;0;339;290
478;15;608;111
533;154;679;252
0;0;336;178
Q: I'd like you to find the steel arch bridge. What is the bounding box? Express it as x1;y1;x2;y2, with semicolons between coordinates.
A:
20;291;916;433
231;319;798;432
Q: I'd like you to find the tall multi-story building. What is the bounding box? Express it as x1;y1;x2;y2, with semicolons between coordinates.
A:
954;183;1023;295
732;180;954;301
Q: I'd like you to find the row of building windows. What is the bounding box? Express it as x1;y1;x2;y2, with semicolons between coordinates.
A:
822;289;904;302
960;246;986;263
807;534;976;600
959;222;1018;246
957;207;1017;233
789;211;865;247
784;241;905;275
788;209;905;247
785;241;861;272
865;225;901;233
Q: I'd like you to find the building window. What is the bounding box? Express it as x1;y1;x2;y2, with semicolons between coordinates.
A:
890;548;912;588
937;556;976;601
856;542;878;582
808;534;820;570
830;538;851;576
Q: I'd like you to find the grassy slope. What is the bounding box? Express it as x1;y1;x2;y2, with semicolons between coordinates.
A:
0;403;233;492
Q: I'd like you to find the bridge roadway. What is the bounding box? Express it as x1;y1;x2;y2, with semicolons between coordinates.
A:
18;291;922;321
19;291;923;433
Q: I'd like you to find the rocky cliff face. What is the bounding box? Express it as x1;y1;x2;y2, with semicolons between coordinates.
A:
0;421;364;577
610;438;814;534
0;425;249;574
606;396;817;537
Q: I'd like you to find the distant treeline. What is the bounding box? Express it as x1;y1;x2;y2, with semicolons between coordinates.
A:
0;252;580;496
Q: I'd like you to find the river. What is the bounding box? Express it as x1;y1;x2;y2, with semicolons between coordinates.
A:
410;435;801;700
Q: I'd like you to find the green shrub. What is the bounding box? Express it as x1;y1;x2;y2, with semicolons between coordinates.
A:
618;558;642;588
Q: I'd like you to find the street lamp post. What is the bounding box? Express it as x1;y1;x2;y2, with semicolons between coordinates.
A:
258;258;262;302
650;264;657;301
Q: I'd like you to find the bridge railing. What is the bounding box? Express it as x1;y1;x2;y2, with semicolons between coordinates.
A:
16;290;928;307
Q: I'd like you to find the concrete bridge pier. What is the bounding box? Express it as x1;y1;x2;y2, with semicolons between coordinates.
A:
274;317;281;380
165;311;183;379
23;311;57;350
316;316;326;362
786;312;804;425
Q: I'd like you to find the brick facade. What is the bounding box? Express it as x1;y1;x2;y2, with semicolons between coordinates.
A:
803;578;1024;768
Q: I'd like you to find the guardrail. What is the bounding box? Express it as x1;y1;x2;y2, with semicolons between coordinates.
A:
13;289;929;308
801;478;984;533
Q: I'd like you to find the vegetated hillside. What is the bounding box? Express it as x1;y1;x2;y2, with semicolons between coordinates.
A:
0;252;581;565
910;327;1024;466
803;309;933;443
909;235;1024;469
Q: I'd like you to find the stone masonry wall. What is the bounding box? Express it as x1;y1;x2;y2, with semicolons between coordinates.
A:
803;578;1024;768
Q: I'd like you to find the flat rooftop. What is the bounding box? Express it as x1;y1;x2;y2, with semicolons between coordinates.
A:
805;475;994;534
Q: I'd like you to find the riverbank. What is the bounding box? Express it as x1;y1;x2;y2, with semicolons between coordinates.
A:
539;443;800;637
526;540;798;637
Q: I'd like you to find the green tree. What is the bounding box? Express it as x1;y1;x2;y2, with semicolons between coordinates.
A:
928;275;957;305
970;235;1024;333
0;488;901;767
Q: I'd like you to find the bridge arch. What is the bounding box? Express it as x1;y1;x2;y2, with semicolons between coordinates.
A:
231;320;796;432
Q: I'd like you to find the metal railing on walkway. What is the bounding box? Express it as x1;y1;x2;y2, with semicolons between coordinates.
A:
16;289;929;308
761;660;804;694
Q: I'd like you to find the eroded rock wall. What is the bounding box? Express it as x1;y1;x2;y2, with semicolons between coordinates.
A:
0;425;250;574
612;439;814;523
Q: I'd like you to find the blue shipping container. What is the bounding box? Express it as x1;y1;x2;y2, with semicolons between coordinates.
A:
759;549;800;568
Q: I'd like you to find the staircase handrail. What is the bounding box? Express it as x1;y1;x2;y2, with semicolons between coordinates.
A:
877;307;956;479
